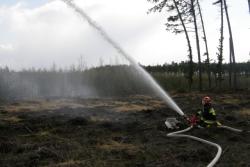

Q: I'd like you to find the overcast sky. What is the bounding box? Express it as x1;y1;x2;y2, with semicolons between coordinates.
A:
0;0;249;70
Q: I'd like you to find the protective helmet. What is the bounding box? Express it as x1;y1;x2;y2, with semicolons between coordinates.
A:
202;96;211;105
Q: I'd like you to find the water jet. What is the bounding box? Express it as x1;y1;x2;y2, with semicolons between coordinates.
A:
60;0;185;116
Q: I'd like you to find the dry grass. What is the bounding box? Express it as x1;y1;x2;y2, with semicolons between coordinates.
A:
221;98;242;104
98;140;139;152
3;116;22;123
43;160;84;167
236;108;250;116
114;104;152;112
2;96;165;114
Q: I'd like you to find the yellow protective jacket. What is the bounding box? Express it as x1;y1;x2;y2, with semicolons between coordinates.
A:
197;105;219;125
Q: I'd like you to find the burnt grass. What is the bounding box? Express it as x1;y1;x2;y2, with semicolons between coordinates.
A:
0;93;250;167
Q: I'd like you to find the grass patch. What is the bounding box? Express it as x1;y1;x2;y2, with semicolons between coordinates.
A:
236;108;250;116
98;140;139;152
3;116;22;123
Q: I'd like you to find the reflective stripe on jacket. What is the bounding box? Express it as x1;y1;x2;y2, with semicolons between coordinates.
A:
197;107;217;124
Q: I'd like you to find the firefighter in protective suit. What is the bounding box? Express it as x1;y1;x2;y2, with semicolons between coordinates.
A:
196;96;221;127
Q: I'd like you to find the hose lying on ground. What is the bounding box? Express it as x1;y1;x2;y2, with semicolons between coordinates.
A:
167;126;222;167
218;125;243;132
166;124;248;167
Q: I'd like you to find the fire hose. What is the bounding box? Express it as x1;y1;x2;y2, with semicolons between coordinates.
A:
218;125;243;132
165;116;247;167
167;126;222;167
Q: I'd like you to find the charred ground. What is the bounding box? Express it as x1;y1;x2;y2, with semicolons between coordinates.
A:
0;93;250;167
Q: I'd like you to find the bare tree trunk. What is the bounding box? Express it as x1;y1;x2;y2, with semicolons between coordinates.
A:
212;0;224;90
197;0;211;89
248;0;250;13
191;0;202;91
223;0;237;90
231;39;237;89
218;0;224;89
229;37;232;88
173;0;194;90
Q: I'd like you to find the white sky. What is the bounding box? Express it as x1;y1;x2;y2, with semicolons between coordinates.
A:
0;0;249;70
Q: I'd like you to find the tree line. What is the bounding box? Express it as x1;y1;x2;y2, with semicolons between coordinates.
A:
0;65;155;101
145;61;250;91
0;62;249;101
145;61;250;75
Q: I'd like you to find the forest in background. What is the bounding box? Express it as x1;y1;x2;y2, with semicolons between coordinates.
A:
145;61;250;91
0;61;249;101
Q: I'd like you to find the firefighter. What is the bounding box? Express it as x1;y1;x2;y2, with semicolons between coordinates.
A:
196;96;221;127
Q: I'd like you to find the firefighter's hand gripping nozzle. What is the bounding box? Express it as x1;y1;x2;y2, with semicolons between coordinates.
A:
186;114;200;127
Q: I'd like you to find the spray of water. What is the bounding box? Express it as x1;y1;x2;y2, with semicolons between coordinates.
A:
60;0;185;116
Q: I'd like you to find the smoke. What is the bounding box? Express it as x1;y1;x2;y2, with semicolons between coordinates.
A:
0;69;98;100
60;0;185;116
